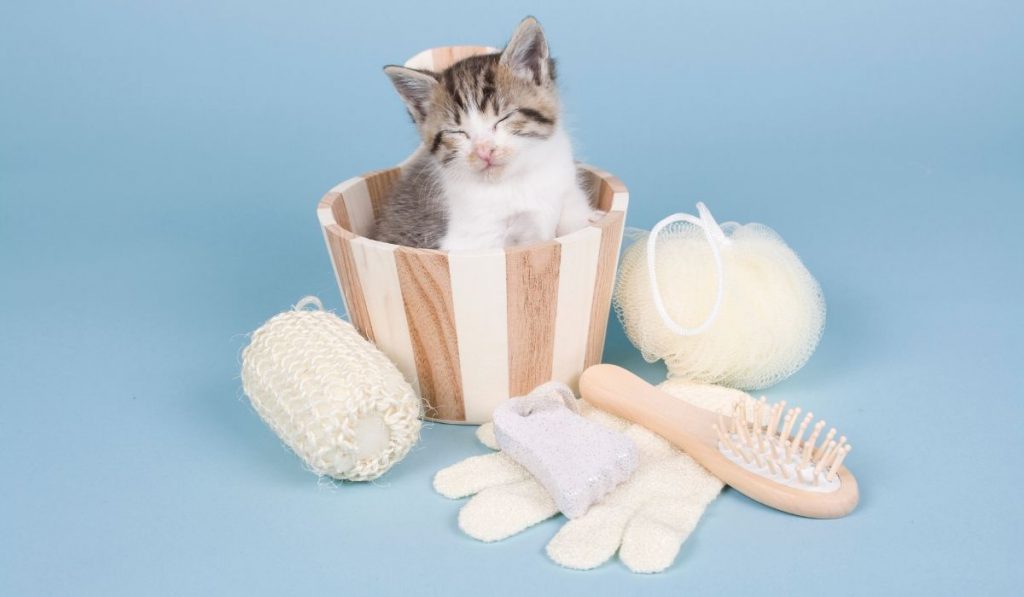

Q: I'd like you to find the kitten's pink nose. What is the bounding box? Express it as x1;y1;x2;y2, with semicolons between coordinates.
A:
474;144;496;164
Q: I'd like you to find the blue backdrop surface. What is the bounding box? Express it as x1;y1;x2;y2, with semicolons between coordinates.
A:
2;1;1022;595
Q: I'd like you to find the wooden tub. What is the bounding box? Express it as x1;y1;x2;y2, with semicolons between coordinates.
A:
316;46;628;423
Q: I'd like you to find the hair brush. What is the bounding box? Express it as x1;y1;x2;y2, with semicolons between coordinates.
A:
579;364;858;518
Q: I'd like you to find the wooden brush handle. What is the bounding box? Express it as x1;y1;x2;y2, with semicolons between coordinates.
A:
579;364;859;519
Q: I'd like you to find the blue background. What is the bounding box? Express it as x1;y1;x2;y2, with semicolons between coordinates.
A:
2;1;1022;594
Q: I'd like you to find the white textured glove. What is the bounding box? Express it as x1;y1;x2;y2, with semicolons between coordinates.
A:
433;380;745;573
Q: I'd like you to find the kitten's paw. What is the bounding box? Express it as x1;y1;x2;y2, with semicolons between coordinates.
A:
588;209;607;224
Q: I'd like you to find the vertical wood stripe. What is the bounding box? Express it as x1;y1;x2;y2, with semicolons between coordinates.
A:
602;173;630;212
428;46;497;71
449;250;510;423
319;224;352;326
339;179;375;238
611;193;628;212
364;168;401;222
579;164;628;213
431;47;454;70
394;248;465;421
318;192;348;231
324;225;375;342
552;226;603;392
585;206;627;368
404;48;435;70
505;241;561;396
349;237;421;396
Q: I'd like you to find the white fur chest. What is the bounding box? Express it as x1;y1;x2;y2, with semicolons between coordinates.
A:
438;130;581;251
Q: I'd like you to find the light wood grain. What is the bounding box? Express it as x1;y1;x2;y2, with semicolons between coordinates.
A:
584;207;626;368
577;164;628;213
404;46;499;71
394;247;466;422
434;46;497;70
350;237;421;397
552;226;602;392
324;225;375;342
593;168;627;212
580;365;859;519
318;191;348;231
364;168;401;223
449;249;510;423
505;241;561;396
339;179;375;238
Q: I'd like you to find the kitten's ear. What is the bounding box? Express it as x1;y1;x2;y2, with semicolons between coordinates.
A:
500;16;552;84
383;65;439;122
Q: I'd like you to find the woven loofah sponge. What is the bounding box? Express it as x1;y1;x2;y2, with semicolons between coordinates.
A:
241;296;421;481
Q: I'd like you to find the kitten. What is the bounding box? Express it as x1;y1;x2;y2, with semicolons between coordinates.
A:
374;17;598;251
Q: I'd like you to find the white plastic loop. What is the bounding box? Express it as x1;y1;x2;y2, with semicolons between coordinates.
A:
293;296;324;312
645;202;728;337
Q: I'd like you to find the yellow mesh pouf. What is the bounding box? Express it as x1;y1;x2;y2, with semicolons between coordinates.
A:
614;203;826;390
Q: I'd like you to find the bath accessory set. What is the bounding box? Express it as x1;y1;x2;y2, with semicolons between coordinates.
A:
234;31;859;577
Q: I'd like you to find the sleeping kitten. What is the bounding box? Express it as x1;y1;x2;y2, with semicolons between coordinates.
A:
374;17;598;250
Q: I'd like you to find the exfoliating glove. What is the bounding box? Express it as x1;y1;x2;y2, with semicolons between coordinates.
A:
433;380;745;573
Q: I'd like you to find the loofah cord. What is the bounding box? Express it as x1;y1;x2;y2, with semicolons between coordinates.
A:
241;297;421;481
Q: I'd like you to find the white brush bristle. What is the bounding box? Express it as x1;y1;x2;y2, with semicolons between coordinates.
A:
714;395;852;493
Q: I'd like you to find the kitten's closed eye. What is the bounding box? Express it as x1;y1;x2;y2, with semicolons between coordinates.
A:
494;110;518;129
431;129;470;152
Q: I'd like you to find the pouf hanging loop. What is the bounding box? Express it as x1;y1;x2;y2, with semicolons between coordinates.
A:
645;202;728;337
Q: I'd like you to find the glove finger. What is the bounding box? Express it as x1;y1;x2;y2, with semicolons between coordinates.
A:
458;478;558;542
433;452;530;499
618;500;706;574
546;504;631;570
476;422;499;450
618;457;724;574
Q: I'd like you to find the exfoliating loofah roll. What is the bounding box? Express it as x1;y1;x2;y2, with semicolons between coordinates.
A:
614;204;825;390
241;296;421;481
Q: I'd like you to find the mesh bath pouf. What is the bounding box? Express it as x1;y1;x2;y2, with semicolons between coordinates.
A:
614;203;826;390
241;296;421;481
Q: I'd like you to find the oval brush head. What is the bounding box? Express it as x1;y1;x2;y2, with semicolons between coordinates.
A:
579;364;859;518
716;395;851;492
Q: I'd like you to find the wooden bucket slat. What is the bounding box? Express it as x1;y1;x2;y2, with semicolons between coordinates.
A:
324;225;375;343
349;237;422;398
393;247;466;421
589;175;626;366
364;168;401;222
504;241;562;396
552;226;603;391
449;250;510;423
